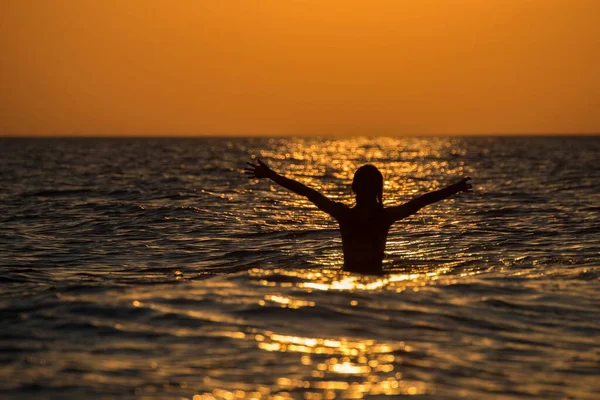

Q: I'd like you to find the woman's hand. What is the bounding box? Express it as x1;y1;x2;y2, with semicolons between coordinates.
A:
244;159;274;179
454;177;473;193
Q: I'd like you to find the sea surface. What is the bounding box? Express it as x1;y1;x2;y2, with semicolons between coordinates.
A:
1;137;599;399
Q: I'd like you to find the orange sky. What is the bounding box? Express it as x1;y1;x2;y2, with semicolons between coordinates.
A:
1;0;599;136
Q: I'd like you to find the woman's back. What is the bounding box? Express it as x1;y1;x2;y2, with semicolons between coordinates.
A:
337;203;390;274
336;165;389;273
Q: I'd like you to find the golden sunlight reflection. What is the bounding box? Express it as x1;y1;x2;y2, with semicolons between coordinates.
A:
260;294;315;308
197;328;425;399
250;266;451;293
192;267;445;399
256;137;471;210
172;137;472;399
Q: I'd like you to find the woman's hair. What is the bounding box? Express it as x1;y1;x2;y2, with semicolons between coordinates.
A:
351;164;383;207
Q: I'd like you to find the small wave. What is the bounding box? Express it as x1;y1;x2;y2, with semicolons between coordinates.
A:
22;188;95;198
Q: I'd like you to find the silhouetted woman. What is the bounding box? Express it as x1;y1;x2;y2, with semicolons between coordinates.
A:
244;159;472;274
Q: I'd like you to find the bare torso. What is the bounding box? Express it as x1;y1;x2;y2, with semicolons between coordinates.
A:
336;204;391;274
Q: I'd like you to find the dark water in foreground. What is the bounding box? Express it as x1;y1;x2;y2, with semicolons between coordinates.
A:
1;137;599;399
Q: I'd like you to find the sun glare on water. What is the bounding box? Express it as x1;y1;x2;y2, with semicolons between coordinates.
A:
185;267;454;399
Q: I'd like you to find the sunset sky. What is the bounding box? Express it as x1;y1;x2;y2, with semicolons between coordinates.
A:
1;0;599;136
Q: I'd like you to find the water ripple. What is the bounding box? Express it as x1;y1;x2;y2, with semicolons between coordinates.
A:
1;137;599;399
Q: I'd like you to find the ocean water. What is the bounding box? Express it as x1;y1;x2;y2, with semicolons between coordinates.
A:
0;136;599;399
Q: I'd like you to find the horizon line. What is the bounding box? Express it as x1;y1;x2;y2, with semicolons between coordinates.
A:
1;132;599;139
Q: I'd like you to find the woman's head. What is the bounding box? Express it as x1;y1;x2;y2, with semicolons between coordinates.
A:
352;164;383;206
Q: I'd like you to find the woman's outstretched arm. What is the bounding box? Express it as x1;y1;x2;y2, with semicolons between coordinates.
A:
244;159;345;218
386;178;472;223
